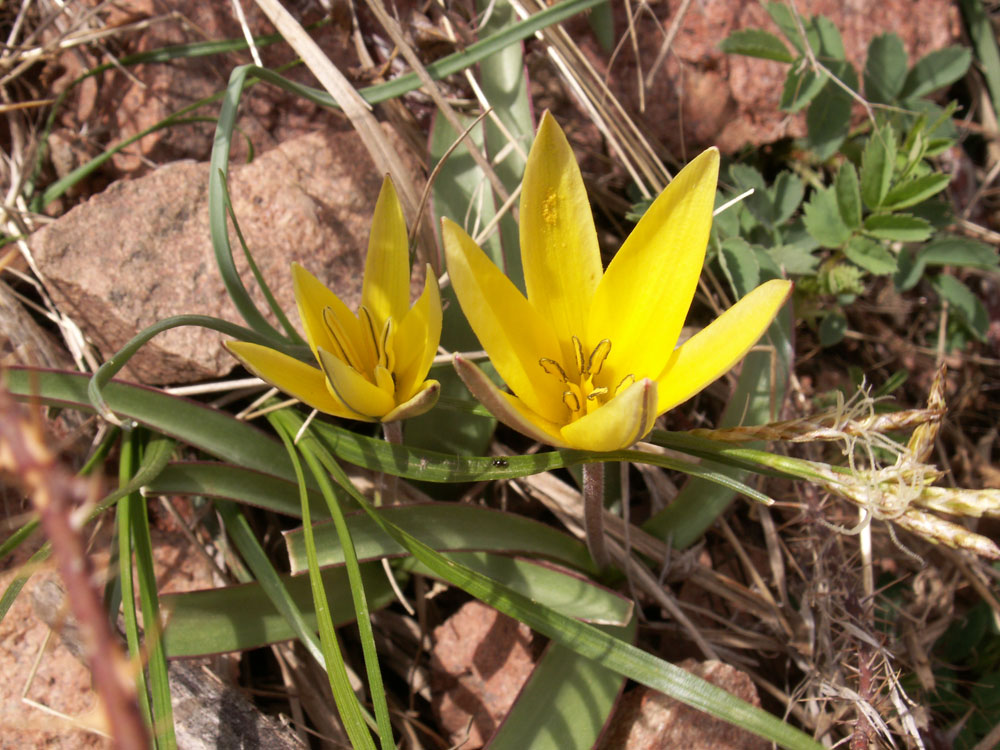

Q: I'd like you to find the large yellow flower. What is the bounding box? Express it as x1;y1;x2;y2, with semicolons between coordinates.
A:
443;112;792;452
227;176;442;423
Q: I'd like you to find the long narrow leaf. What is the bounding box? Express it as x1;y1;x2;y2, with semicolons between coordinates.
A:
127;432;176;749
269;421;379;749
279;412;822;750
6;369;774;504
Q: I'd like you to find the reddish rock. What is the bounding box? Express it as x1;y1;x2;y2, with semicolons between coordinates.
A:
44;0;357;183
29;127;414;384
430;601;541;749
567;0;962;155
598;660;769;750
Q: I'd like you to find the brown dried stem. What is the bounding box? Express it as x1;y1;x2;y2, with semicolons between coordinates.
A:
0;379;149;750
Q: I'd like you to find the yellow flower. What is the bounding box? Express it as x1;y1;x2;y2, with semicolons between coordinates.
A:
227;176;442;423
442;112;792;452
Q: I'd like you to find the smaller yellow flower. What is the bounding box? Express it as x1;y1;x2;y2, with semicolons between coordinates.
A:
443;112;792;452
227;176;442;423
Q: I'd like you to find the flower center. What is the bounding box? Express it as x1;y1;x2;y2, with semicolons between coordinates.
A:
322;304;396;395
539;336;635;421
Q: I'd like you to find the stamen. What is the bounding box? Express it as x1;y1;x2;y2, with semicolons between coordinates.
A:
615;374;635;395
379;318;395;371
587;339;611;377
539;358;568;382
587;387;608;401
358;306;380;369
563;390;581;412
571;336;586;376
323;307;363;372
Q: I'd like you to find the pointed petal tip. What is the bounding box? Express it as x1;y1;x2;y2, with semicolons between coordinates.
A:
383;379;440;422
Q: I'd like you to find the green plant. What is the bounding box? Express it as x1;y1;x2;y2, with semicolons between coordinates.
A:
717;4;997;347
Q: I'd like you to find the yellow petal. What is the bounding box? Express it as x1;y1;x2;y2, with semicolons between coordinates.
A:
454;354;569;447
654;279;792;414
225;341;355;419
443;218;567;424
520;111;603;367
383;379;440;422
394;264;442;402
588;148;719;385
292;263;366;367
316;348;395;421
560;378;658;452
362;176;410;327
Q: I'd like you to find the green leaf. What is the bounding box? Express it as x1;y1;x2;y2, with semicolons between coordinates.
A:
932;274;989;341
863;213;932;242
843;236;897;275
803;186;851;247
2;369;774;505
719;237;761;298
281;411;825;750
767;244;821;274
835;161;862;229
283;504;595;578
900;46;972;100
404;552;632;625
920;236;998;269
489;621;635;750
765;2;805;54
812;16;846;60
819;312;848;346
729;163;773;228
881;173;951;210
771;171;805;223
805;78;852;159
161;564;395;657
864;33;908;103
720;29;794;63
860;127;897;208
959;0;1000;119
780;67;827;112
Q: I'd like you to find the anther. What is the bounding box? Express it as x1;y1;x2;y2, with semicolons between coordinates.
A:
562;390;581;412
587;387;608;401
323;307;363;371
571;336;586;376
587;339;611;377
615;374;635;395
539;358;568;382
358;306;379;365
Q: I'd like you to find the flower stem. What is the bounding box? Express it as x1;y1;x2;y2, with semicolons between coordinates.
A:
378;421;404;505
582;461;609;569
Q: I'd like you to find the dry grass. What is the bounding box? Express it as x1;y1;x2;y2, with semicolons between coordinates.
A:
2;1;999;748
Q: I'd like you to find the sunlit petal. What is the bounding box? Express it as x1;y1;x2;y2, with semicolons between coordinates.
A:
654;279;792;414
560;378;658;452
520;111;603;367
225;341;355;419
394;264;442;402
317;348;395;420
362;176;410;327
589;148;719;384
454;354;568;447
443;218;567;424
292;263;364;365
383;379;440;422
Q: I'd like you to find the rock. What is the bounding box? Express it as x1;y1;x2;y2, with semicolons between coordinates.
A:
430;601;541;749
565;0;962;155
45;0;355;180
29;127;411;384
598;660;769;750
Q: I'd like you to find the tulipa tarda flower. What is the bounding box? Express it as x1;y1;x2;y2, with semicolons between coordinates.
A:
442;112;793;454
227;176;442;423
